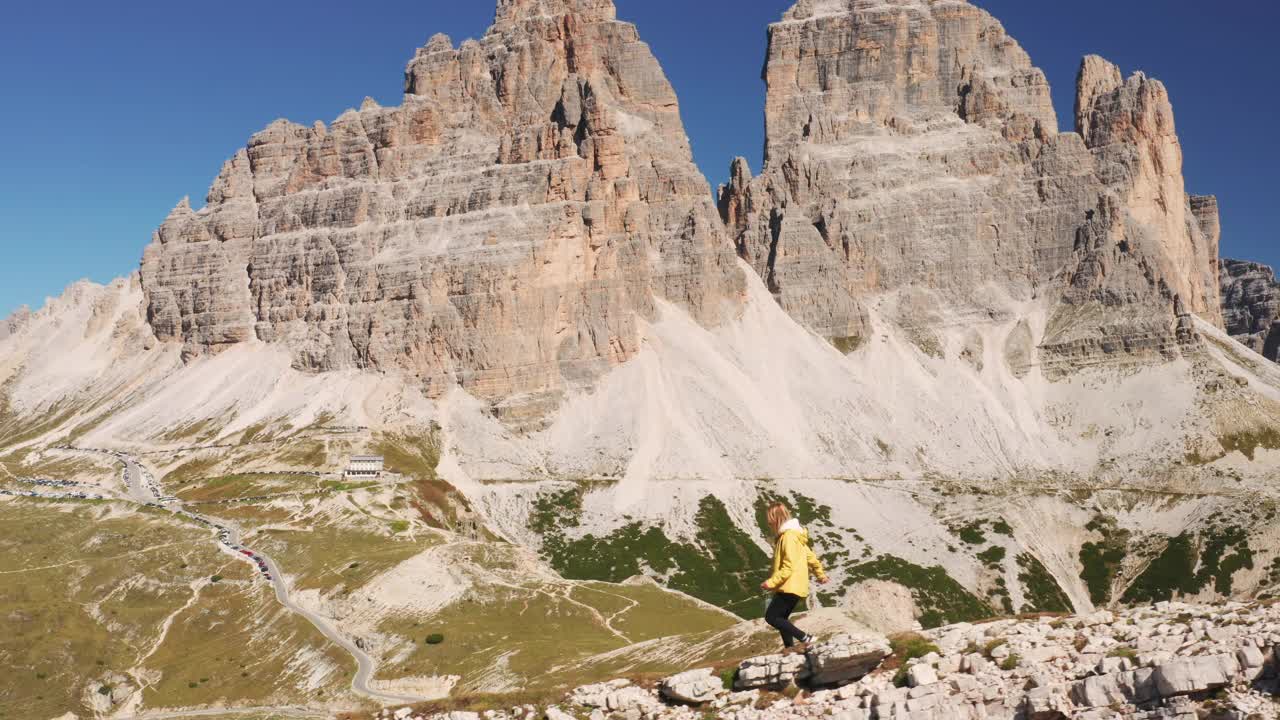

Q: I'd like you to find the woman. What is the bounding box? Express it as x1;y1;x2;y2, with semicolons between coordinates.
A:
760;501;829;650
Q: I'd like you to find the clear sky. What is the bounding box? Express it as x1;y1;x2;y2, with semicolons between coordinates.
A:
2;0;1275;318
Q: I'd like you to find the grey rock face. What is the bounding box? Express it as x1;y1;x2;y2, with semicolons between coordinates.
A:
806;634;891;685
1075;55;1222;326
657;668;724;704
720;1;1220;378
720;0;1070;346
140;0;743;424
1151;654;1241;696
734;652;810;690
1220;258;1280;361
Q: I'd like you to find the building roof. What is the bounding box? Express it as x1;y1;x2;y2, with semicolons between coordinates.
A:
349;455;384;462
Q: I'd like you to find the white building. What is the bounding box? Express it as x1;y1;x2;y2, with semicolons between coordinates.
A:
344;455;384;479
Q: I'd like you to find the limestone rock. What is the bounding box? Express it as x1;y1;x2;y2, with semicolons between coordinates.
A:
1152;654;1240;696
1220;258;1280;361
140;0;744;426
806;634;891;685
1075;55;1222;326
719;0;1215;380
734;652;810;690
658;667;725;704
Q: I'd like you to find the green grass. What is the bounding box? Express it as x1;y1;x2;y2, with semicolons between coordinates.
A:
977;546;1006;569
139;579;355;707
539;493;770;618
957;522;987;546
1218;427;1280;461
1121;533;1199;604
1120;525;1255;603
374;570;735;692
830;336;864;355
1107;647;1139;661
842;555;992;629
1194;525;1254;596
161;456;223;486
1079;515;1130;606
0;501;356;718
250;526;429;594
1016;553;1072;613
376;429;476;532
889;633;940;687
174;474;312;503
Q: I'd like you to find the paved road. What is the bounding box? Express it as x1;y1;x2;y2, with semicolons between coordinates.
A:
66;448;428;707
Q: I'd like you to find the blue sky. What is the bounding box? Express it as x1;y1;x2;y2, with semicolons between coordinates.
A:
2;0;1275;318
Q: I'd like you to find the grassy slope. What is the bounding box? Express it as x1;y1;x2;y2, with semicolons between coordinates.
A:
0;500;358;719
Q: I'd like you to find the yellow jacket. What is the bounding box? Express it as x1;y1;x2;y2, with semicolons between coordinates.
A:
764;519;827;597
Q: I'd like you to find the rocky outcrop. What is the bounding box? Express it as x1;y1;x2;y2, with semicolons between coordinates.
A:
387;601;1279;720
140;0;744;425
807;635;894;686
719;0;1220;378
1075;55;1222;326
659;668;727;705
1221;258;1280;360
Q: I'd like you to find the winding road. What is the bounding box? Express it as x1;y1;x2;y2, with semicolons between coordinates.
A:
69;450;430;707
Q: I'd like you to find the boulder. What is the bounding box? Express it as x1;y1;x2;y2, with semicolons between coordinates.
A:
1152;654;1241;696
734;653;810;690
906;664;939;688
1071;669;1157;708
1024;685;1073;720
658;668;725;705
805;634;892;685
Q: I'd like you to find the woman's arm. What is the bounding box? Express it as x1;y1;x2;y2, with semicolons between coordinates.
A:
806;544;828;583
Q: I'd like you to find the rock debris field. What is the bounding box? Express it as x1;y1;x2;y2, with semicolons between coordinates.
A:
380;602;1280;720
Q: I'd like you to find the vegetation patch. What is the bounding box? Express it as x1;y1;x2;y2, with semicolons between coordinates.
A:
1016;553;1071;613
1194;525;1254;596
956;522;987;546
538;491;770;618
831;336;865;355
977;546;1006;569
376;429;475;532
1121;534;1199;604
1217;427;1280;461
1079;515;1130;606
888;632;940;687
842;555;992;629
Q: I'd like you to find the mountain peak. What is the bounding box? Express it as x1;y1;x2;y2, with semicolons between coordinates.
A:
493;0;617;26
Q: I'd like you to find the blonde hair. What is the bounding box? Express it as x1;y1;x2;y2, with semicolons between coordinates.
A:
766;502;791;536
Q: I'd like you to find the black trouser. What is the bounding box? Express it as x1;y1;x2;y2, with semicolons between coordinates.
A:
765;592;808;647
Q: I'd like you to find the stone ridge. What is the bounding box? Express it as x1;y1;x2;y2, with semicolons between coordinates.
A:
140;0;743;424
1221;258;1280;361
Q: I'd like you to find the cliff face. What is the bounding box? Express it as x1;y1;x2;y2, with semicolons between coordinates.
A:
1221;258;1280;361
1075;55;1222;325
719;0;1222;376
0;306;31;342
139;0;743;424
